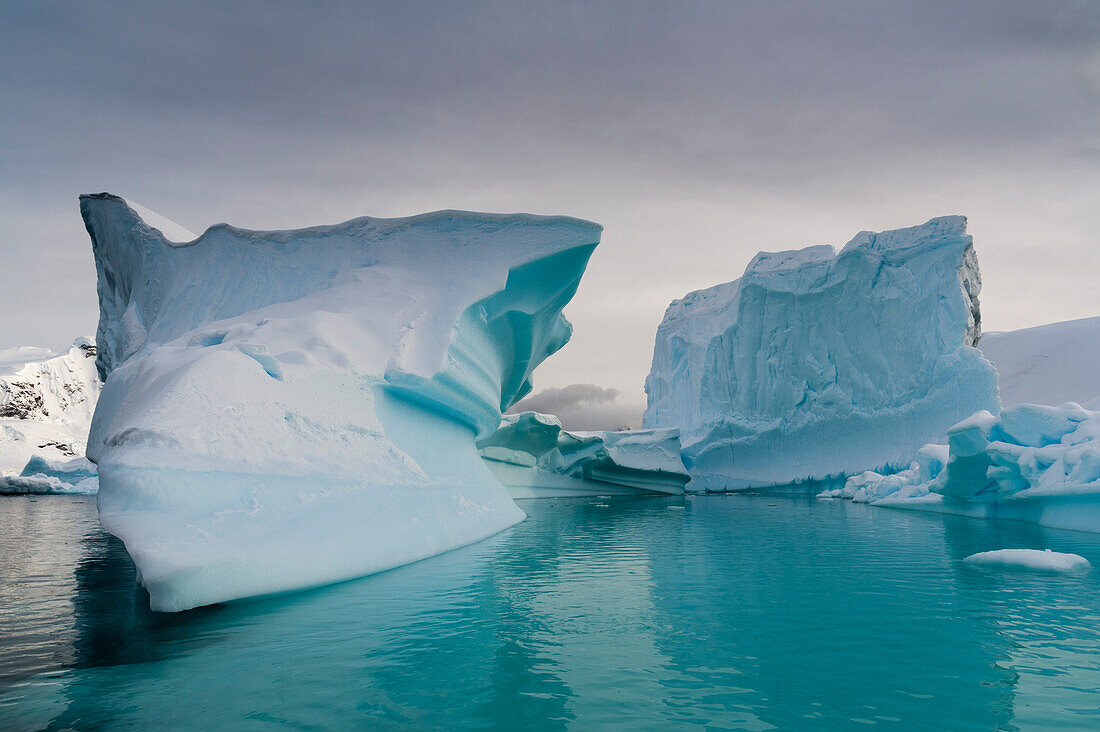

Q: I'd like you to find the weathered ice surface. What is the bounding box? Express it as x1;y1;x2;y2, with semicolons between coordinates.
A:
477;411;689;497
81;193;601;611
0;339;100;494
644;216;999;492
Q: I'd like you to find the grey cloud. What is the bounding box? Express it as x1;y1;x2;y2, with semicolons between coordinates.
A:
509;384;642;431
510;384;621;415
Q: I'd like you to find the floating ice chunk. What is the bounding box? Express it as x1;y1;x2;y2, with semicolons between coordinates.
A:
478;411;689;497
0;470;99;495
835;403;1100;533
81;193;601;611
645;216;999;491
963;549;1091;573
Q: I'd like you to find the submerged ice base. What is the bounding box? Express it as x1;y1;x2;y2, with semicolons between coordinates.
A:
81;194;601;611
644;216;999;492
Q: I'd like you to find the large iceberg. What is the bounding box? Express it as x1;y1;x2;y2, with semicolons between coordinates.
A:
81;193;601;611
477;411;689;497
0;339;101;494
644;216;1000;491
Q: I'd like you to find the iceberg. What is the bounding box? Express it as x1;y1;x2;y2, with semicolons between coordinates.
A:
644;216;999;491
80;193;601;611
477;411;689;497
3;456;99;495
0;338;101;494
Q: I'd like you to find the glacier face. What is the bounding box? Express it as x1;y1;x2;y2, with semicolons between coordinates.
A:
0;339;101;494
477;411;689;497
81;193;601;611
644;216;1000;491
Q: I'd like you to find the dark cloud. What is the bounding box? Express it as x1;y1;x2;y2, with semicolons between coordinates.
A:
1;1;1097;407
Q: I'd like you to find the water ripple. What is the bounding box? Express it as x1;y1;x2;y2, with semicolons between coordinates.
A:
3;494;1100;729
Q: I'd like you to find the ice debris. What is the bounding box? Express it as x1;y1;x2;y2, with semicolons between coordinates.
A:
825;402;1100;533
477;411;689;497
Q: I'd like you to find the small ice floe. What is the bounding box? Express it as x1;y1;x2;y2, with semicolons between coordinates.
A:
667;505;685;511
963;549;1091;574
592;503;609;508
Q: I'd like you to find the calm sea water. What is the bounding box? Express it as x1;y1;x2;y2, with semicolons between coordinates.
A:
2;494;1100;730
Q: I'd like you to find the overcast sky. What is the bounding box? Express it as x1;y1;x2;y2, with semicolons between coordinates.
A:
2;0;1098;424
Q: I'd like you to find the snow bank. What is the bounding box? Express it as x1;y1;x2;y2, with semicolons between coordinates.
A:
477;411;689;497
0;339;101;494
963;549;1091;573
644;216;999;491
81;193;601;611
980;316;1100;410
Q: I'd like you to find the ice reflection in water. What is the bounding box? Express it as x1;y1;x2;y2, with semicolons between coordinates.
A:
3;494;1100;729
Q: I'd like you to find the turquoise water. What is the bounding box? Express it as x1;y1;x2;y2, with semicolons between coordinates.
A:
3;495;1100;730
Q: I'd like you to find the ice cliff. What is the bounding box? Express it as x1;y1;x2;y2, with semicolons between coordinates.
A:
644;216;1000;491
477;411;689;497
0;339;100;494
822;315;1100;532
81;193;601;611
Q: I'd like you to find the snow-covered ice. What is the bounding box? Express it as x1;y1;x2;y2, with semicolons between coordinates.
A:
477;411;689;497
979;316;1100;410
828;401;1100;533
963;549;1091;573
644;216;999;492
0;338;101;493
81;193;601;611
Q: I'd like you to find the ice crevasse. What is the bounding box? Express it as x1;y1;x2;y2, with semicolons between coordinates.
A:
644;216;1001;492
80;193;601;611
